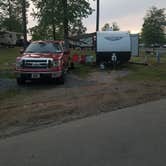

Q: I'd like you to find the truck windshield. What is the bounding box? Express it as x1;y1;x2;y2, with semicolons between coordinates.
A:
25;42;62;53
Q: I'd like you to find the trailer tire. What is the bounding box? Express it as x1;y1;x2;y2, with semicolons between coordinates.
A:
96;55;100;65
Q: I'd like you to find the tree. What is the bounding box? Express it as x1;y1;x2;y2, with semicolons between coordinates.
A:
69;19;87;36
101;23;110;31
112;22;120;31
0;0;21;32
31;0;93;41
101;22;120;31
141;6;166;46
30;23;64;40
0;0;29;39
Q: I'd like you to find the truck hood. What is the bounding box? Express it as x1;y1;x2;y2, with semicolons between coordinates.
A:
22;53;63;60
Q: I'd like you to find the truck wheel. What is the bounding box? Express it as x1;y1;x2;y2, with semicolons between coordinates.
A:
56;74;65;85
16;78;25;85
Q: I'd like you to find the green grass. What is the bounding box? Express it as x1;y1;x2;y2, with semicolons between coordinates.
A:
70;49;166;81
124;54;166;81
70;49;96;77
124;63;166;81
72;63;96;78
0;47;20;79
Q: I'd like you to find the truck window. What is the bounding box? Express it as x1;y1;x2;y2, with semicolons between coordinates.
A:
25;42;62;53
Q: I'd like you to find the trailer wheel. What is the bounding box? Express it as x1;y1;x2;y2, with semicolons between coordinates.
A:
96;55;100;65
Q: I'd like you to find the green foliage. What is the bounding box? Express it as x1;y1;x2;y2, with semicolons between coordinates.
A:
29;24;64;40
69;19;87;36
1;17;22;32
30;0;93;40
0;0;29;33
141;6;166;46
101;23;110;31
112;22;120;31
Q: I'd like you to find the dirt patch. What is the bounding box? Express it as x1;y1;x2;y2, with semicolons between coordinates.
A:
87;70;129;83
0;71;166;139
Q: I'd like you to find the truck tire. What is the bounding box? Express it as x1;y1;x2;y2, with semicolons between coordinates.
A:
56;73;65;85
16;78;25;85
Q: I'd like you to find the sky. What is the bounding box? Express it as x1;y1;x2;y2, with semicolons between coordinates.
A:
28;0;166;34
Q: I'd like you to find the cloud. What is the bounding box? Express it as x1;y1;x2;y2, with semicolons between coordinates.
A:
83;0;166;33
28;0;166;33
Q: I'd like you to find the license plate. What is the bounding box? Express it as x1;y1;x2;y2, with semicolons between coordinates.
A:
31;73;40;79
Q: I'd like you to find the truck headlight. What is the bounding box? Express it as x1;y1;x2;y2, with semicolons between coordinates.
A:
16;60;22;68
52;60;60;67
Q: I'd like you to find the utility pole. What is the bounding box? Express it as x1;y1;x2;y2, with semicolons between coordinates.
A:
63;0;69;49
96;0;100;31
22;0;27;42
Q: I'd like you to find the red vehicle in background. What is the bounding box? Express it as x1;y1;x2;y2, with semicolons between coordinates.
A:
15;40;70;85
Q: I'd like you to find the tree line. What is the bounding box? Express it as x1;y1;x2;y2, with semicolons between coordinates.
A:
0;0;93;42
0;0;29;34
0;1;166;46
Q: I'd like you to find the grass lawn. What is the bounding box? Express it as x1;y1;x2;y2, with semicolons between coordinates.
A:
0;47;20;79
70;49;166;81
122;63;166;81
71;63;96;78
125;53;166;81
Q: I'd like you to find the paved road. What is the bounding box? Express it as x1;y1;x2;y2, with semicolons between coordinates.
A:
0;99;166;166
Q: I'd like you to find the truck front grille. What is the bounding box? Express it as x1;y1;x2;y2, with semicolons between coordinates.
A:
22;58;53;69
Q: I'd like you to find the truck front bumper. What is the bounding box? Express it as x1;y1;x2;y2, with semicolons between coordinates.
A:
15;71;62;80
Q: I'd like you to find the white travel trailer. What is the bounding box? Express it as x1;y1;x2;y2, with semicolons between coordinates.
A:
0;31;20;46
96;31;139;64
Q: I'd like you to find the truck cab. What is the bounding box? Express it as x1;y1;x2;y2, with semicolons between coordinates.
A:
15;40;70;85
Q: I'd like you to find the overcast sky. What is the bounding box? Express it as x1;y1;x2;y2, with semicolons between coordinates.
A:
28;0;166;34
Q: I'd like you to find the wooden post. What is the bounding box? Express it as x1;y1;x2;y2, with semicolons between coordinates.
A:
22;0;27;42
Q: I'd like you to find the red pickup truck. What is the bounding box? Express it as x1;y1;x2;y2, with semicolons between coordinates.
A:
15;40;70;85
